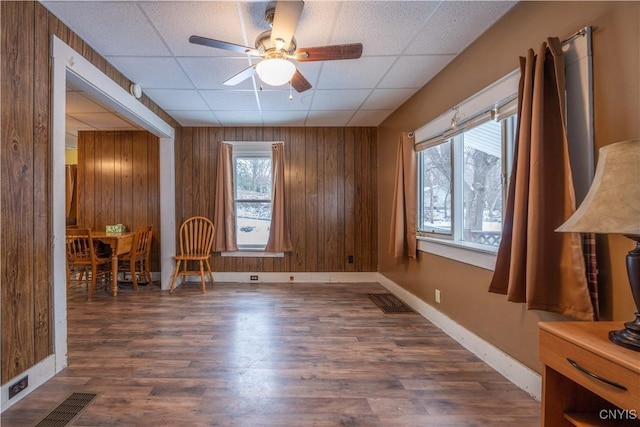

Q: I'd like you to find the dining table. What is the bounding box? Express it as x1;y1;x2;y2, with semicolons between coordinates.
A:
92;231;134;296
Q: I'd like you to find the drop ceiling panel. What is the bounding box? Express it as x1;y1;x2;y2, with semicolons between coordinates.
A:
105;57;194;89
361;88;416;110
348;109;395;126
44;0;517;127
329;1;439;56
42;1;170;56
378;55;457;89
405;1;516;55
69;113;140;130
143;89;210;111
166;110;220;127
310;89;372;111
141;1;247;57
305;110;355;127
316;56;396;89
66;91;108;114
200;90;259;111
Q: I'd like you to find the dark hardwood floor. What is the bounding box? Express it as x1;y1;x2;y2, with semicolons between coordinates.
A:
1;282;540;426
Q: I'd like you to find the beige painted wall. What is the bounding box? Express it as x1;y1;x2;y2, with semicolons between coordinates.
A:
377;1;640;371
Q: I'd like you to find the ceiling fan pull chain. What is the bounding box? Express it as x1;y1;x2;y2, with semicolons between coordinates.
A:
289;81;294;101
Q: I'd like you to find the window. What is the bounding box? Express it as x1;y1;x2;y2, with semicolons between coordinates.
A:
417;116;516;250
233;143;272;251
414;70;520;254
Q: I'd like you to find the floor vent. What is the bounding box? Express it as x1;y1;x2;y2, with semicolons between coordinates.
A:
34;392;99;427
367;293;416;314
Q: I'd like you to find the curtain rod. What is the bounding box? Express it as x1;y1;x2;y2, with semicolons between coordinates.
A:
561;26;589;46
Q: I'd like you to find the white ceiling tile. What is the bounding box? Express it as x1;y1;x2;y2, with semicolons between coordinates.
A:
141;1;248;57
311;89;371;110
167;110;220;127
330;1;439;55
215;111;264;126
405;1;516;55
262;111;308;126
288;1;341;49
143;89;209;111
361;89;416;110
378;55;456;89
65;115;90;132
104;57;193;90
200;90;259;111
179;57;257;90
305;110;355;127
348;109;395;127
258;90;314;111
42;1;170;56
316;57;395;89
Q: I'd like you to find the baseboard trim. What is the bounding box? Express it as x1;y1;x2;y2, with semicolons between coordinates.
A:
185;272;379;284
376;272;541;401
1;355;56;412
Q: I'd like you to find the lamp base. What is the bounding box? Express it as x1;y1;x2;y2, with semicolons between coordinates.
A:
609;313;640;352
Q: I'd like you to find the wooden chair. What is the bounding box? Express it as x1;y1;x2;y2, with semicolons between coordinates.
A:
118;226;153;291
169;216;215;294
66;228;112;301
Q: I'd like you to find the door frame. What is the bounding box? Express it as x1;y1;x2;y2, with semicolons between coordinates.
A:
51;36;176;371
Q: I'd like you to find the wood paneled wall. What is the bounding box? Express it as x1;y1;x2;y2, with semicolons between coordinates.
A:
176;127;378;273
0;1;178;383
77;131;161;271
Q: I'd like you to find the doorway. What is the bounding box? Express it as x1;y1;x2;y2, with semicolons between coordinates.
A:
52;36;177;373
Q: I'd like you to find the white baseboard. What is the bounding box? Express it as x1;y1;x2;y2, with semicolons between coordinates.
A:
185;272;379;284
376;273;541;401
1;355;56;412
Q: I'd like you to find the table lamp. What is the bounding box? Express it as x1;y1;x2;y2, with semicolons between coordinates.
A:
556;139;640;351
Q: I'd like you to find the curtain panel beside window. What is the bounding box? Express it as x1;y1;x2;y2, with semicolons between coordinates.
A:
389;132;417;258
488;38;594;320
213;142;238;252
265;142;293;252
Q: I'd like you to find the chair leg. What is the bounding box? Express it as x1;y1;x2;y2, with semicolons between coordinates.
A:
130;261;139;292
88;266;97;301
199;260;206;294
205;259;214;286
169;259;181;293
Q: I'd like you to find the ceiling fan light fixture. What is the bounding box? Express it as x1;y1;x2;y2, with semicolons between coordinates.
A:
256;58;296;86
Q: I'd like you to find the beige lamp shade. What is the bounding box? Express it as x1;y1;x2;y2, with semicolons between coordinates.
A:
556;139;640;235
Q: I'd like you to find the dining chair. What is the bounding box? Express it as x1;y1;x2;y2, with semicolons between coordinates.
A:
169;216;215;294
118;225;153;291
65;228;112;301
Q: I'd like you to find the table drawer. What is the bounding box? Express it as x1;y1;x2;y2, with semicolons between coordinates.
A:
540;328;639;412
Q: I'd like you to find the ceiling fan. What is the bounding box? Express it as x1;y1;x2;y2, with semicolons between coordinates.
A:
189;0;363;93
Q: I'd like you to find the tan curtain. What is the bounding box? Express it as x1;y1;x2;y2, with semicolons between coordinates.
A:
489;38;594;320
389;132;417;258
65;165;77;220
213;143;238;252
265;142;293;252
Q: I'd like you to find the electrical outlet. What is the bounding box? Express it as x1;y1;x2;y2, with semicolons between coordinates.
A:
9;376;28;399
289;276;294;281
250;275;258;281
347;255;354;264
435;289;441;304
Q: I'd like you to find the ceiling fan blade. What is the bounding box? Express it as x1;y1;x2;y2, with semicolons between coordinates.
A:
189;35;259;56
271;0;304;50
290;69;312;93
223;65;257;86
294;43;363;62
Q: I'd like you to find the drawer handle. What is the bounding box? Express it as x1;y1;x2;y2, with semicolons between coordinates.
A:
567;358;628;391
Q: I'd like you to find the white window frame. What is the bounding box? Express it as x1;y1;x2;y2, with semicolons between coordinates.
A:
414;70;520;270
221;141;284;258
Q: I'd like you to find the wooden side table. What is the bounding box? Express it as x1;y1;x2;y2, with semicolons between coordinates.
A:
539;321;640;426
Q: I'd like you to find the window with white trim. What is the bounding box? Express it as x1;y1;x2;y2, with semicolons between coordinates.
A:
233;143;272;251
417;115;516;249
415;70;519;252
